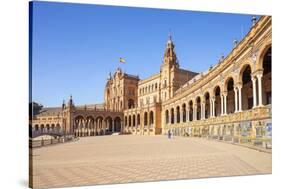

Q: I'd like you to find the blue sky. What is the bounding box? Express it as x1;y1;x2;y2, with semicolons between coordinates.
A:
31;1;257;107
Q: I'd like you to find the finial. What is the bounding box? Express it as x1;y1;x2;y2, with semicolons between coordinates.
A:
167;29;173;44
251;16;257;26
70;94;72;100
62;99;65;109
169;29;172;40
233;38;238;47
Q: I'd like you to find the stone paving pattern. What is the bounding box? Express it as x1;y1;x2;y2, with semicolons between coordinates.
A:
31;135;272;189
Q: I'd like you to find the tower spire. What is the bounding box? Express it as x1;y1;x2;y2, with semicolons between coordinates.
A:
169;29;172;41
163;32;178;67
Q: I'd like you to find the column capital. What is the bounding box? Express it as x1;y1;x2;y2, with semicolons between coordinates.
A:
251;75;257;82
235;82;242;90
222;91;228;96
253;69;264;77
256;73;263;79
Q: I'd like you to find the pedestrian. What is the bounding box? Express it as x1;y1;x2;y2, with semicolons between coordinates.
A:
168;130;171;139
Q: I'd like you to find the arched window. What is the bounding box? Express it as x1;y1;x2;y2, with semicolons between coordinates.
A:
144;112;148;126
188;101;193;121
182;104;186;122
240;65;253;110
171;108;174;124
214;86;222;116
149;111;154;125
196;97;201;120
225;78;235;114
204;92;210;118
176;106;180;123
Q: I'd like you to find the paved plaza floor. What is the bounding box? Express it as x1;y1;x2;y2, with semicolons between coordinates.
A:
31;135;272;189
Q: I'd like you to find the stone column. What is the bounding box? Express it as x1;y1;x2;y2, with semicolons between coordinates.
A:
200;103;203;120
202;102;205;119
238;85;242;112
210;99;213;117
251;76;257;108
234;87;238;112
112;119;115;132
220;95;224;116
257;73;263;106
193;105;197;121
187;108;190;122
224;93;227;115
180;107;183;123
212;97;216;117
102;120;106;135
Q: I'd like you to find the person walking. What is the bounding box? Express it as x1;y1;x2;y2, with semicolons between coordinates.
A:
168;130;171;139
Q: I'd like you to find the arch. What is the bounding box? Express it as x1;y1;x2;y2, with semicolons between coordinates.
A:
105;116;113;133
149;111;154;125
74;115;85;121
144;112;148;126
256;41;272;70
195;96;201;120
46;124;50;132
188;100;193;121
55;123;61;132
40;124;44;132
182;103;186;122
204;92;210;119
114;116;122;132
240;64;253;110
170;108;175;124
51;124;55;131
86;116;95;131
213;85;222;116
34;124;39;131
165;109;169;124
262;46;272;105
225;77;235;114
95;116;104;135
238;63;253;83
176;106;180;123
74;115;85;135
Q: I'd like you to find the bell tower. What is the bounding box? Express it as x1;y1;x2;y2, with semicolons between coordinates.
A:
160;33;179;101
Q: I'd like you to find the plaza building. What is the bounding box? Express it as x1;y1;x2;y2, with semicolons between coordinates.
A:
30;16;272;141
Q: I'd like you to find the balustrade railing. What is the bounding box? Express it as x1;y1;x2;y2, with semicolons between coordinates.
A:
31;129;65;138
